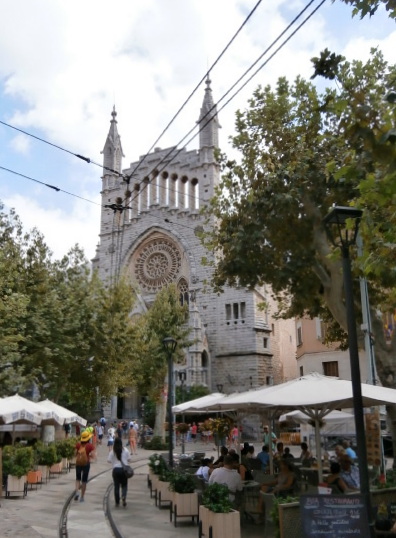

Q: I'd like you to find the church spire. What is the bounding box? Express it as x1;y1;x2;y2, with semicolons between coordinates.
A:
101;106;124;175
198;76;220;151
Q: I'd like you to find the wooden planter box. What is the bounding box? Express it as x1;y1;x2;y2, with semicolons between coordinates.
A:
61;457;70;473
156;480;172;508
49;461;63;477
37;465;49;483
150;473;159;499
6;475;28;498
199;505;240;538
27;470;42;490
171;491;198;527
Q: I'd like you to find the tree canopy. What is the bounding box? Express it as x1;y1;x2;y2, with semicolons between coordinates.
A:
204;48;396;387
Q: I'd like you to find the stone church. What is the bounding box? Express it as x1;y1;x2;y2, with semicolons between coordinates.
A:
92;78;297;418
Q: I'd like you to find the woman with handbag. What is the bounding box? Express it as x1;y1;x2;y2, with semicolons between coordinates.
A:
107;437;132;507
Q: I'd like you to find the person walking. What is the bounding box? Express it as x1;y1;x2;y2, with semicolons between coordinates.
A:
74;430;95;502
107;437;132;507
128;424;138;455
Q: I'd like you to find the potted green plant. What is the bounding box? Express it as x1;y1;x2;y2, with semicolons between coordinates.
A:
56;438;76;472
157;468;173;508
206;417;232;447
200;483;240;538
35;442;59;481
148;454;168;498
3;445;34;497
169;471;198;527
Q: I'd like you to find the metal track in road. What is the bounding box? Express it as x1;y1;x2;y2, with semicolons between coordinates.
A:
59;457;149;538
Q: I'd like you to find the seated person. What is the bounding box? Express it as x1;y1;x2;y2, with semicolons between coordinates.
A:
261;460;296;498
342;440;357;460
300;442;312;463
274;442;284;461
209;454;243;499
256;445;270;471
213;445;228;467
195;457;213;482
326;461;348;493
231;452;253;481
282;447;294;460
334;444;347;462
339;455;360;490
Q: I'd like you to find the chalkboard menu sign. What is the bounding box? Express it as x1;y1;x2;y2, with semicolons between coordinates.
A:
300;494;370;537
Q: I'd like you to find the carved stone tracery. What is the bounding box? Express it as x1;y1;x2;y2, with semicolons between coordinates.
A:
134;238;182;291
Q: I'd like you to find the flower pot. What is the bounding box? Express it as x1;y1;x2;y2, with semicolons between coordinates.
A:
150;473;159;498
37;465;49;483
6;475;28;498
172;491;198;527
208;509;241;538
157;480;172;507
49;461;63;477
27;470;42;490
199;505;211;537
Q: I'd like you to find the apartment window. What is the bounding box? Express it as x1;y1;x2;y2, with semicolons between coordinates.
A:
300;366;304;376
271;323;275;335
233;303;239;319
297;326;303;346
266;375;274;386
225;304;231;320
323;361;339;377
240;302;246;319
263;337;269;349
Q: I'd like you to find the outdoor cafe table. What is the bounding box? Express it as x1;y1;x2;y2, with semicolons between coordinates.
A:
299;466;330;487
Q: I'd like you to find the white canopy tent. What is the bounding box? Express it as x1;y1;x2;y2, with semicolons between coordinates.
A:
172;392;233;414
202;373;396;480
37;399;87;426
0;394;63;426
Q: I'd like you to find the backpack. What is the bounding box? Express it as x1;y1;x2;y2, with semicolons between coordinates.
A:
76;445;88;466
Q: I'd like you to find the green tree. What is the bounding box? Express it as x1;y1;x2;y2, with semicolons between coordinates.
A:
339;0;396;19
131;284;191;440
204;49;396;449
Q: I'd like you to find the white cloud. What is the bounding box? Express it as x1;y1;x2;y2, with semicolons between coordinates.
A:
3;193;101;261
0;0;395;261
9;133;30;154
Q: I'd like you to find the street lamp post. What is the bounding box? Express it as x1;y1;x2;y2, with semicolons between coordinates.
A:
163;337;177;468
323;206;374;538
177;370;187;454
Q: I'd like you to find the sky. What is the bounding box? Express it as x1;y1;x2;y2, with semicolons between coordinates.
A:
0;0;395;261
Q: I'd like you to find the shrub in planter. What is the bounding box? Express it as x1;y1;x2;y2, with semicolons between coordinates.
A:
35;442;59;467
202;483;233;513
56;438;76;459
270;495;299;538
169;471;196;494
3;445;34;478
148;453;168;475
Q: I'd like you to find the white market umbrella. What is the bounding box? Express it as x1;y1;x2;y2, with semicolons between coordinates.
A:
37;399;87;426
203;373;396;479
0;394;63;426
172;392;230;414
279;409;354;425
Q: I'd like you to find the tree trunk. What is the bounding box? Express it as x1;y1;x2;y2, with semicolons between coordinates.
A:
153;386;167;441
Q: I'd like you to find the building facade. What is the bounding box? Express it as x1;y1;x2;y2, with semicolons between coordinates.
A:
92;80;297;416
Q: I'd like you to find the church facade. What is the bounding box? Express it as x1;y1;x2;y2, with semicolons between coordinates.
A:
92;79;297;417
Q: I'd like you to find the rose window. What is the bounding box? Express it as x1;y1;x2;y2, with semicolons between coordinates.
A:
135;239;182;291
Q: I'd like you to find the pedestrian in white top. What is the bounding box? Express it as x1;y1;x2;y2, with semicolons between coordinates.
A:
209;454;242;499
107;437;132;507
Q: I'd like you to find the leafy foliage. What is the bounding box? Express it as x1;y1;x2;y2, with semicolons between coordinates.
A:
169;471;196;494
204;48;396;384
339;0;396;19
202;482;233;513
3;445;34;478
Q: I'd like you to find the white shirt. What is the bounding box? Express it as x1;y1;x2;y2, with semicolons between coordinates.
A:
196;465;210;482
209;467;242;493
107;447;131;468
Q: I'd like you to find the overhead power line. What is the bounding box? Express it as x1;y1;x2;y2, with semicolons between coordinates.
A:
124;0;326;208
0;165;101;206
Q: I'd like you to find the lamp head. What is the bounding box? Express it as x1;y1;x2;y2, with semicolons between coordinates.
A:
323;206;363;249
162;337;177;354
